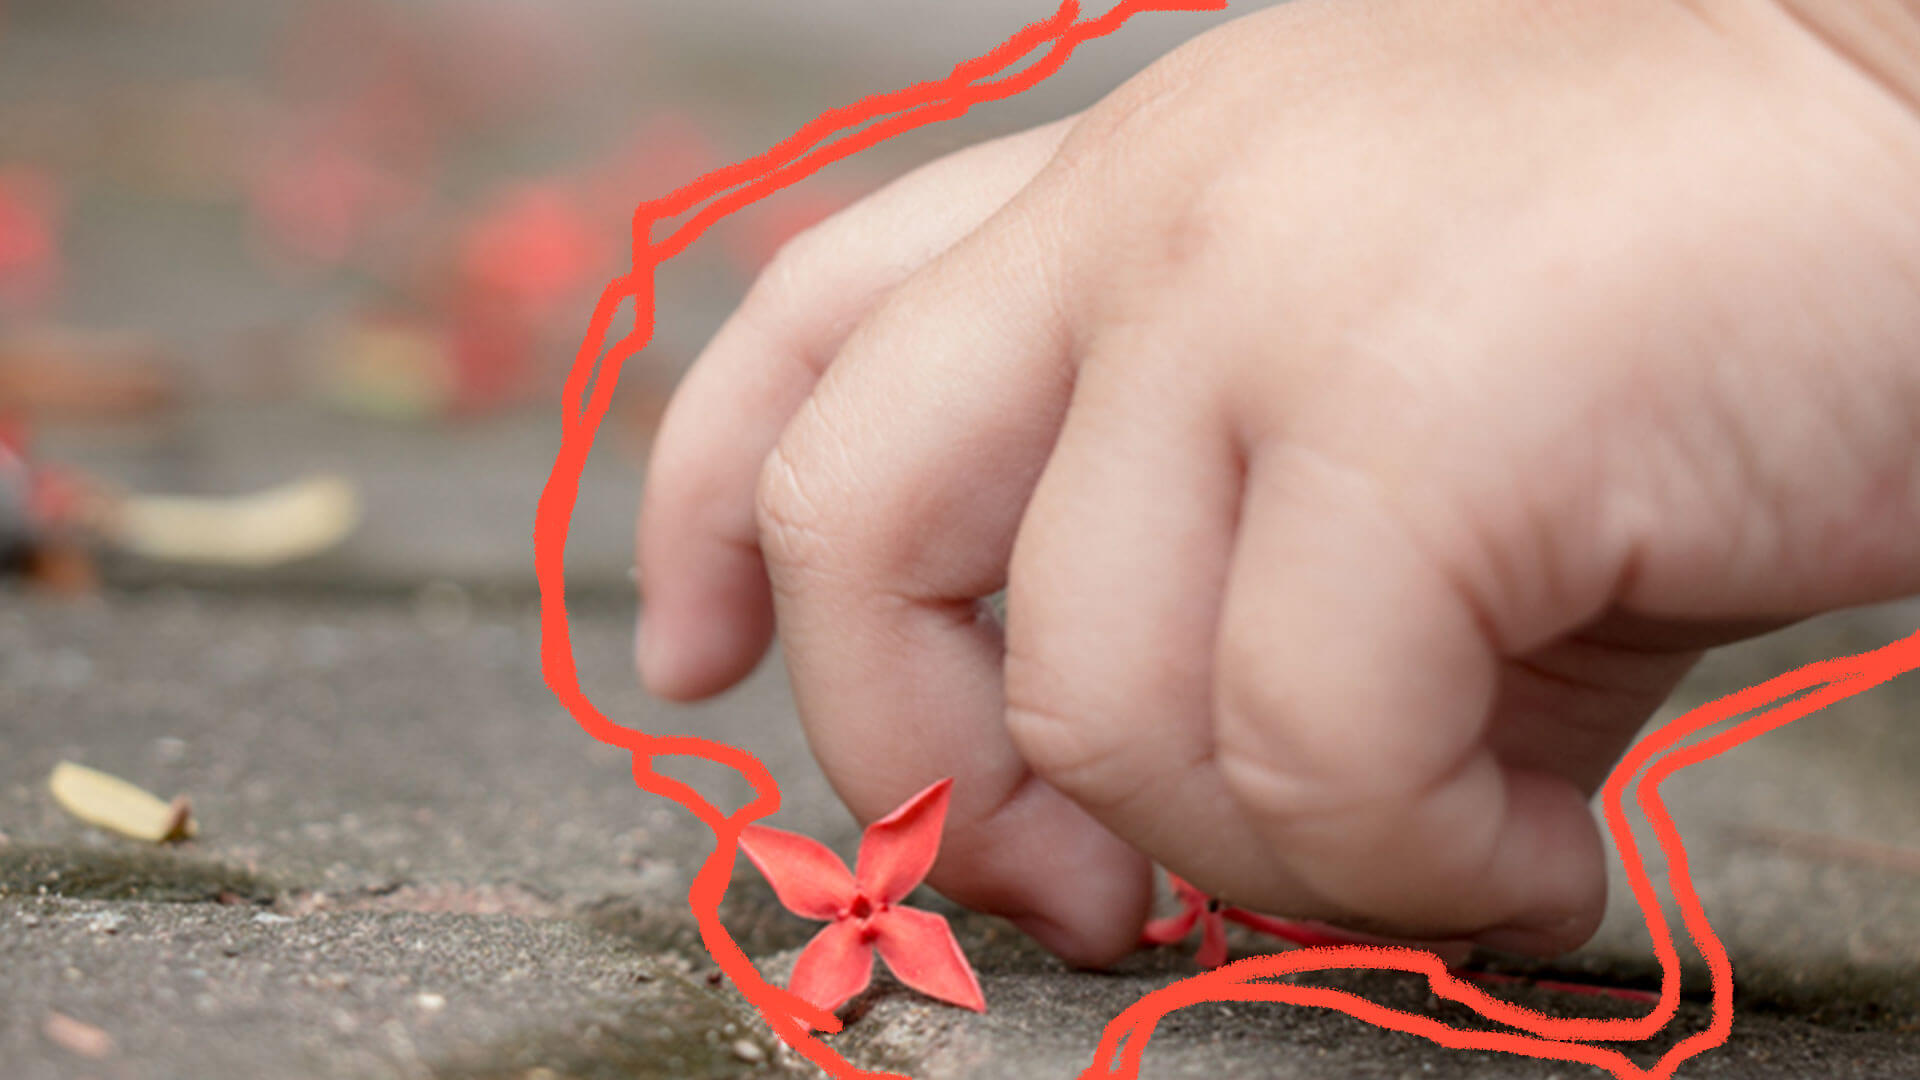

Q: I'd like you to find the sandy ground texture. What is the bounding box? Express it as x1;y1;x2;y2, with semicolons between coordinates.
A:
4;584;1919;1080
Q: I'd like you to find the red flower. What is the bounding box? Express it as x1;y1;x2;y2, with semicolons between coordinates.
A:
246;130;420;269
1140;872;1366;969
457;181;607;319
738;778;986;1025
0;420;80;528
1141;871;1655;1003
0;168;62;313
586;110;720;224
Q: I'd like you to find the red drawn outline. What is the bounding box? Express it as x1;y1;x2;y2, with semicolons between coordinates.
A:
533;3;1920;1075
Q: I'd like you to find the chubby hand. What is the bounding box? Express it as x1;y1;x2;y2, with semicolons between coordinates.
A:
637;0;1920;965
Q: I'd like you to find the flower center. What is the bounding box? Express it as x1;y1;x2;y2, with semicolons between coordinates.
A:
844;893;887;943
848;887;883;922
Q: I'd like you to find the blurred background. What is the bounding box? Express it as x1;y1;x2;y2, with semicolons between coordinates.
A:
0;0;1254;597
5;5;1920;1078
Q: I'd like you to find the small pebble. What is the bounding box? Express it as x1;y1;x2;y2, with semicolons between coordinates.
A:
252;912;293;926
414;992;446;1013
83;912;125;935
731;1038;765;1064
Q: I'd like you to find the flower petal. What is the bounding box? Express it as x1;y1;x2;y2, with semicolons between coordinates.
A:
739;824;856;920
1196;910;1228;970
1226;910;1476;966
1165;873;1209;907
1140;907;1200;946
789;919;875;1021
854;777;952;903
871;906;985;1013
1141;873;1206;946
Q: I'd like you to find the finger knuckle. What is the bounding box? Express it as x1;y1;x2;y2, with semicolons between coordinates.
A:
735;223;860;377
1059;40;1202;163
1210;650;1351;829
1003;660;1134;806
753;432;844;578
749;218;834;314
1212;655;1507;925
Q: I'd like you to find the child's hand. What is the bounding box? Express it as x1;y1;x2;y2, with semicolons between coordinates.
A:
637;0;1920;965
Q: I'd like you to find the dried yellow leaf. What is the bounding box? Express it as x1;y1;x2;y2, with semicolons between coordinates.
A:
48;761;197;843
112;473;360;567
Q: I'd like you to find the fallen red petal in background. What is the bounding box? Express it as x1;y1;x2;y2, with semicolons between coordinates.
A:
0;167;62;314
588;110;722;224
0;418;100;594
246;132;422;270
445;287;538;415
457;182;609;320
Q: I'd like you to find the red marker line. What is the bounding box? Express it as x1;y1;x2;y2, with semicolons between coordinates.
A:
1082;638;1920;1079
533;3;1920;1076
539;5;1230;1073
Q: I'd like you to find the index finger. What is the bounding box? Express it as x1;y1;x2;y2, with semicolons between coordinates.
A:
636;120;1077;700
754;191;1152;966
